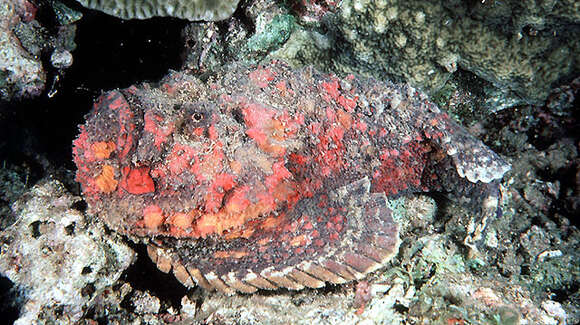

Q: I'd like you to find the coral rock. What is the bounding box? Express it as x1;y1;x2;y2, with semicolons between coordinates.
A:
0;180;135;324
73;61;509;293
75;0;241;21
0;0;46;100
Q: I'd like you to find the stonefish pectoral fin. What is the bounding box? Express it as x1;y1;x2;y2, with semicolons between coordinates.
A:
147;177;399;294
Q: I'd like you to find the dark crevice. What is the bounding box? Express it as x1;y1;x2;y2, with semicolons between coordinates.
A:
1;5;188;180
70;200;87;213
122;244;188;310
29;220;43;238
551;282;579;304
0;276;20;324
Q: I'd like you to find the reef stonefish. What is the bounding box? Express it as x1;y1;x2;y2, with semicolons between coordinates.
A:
73;61;510;294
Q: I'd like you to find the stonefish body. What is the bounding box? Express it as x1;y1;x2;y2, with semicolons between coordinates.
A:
73;61;509;294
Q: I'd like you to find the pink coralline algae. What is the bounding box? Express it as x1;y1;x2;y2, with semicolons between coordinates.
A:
73;61;510;294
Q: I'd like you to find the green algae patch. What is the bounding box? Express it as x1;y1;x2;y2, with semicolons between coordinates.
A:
246;14;296;55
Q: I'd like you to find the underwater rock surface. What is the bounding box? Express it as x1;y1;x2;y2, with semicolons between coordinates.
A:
73;61;509;293
0;1;577;322
285;0;580;105
0;0;79;101
0;0;46;100
0;180;135;324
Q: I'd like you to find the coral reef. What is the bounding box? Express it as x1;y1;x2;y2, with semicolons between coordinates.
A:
0;162;29;229
0;0;577;323
180;0;578;108
284;0;580;105
245;14;296;57
73;61;509;293
75;212;570;324
75;0;241;21
0;0;80;101
0;180;135;324
402;235;569;324
0;0;45;100
180;2;293;71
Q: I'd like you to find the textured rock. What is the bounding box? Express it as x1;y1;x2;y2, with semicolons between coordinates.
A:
0;163;29;229
0;180;135;324
75;0;241;21
73;61;509;293
0;0;45;100
131;290;161;315
245;14;296;56
0;0;80;101
321;0;579;105
187;233;565;324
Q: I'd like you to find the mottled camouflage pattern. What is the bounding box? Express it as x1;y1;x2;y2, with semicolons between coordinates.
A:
73;61;509;293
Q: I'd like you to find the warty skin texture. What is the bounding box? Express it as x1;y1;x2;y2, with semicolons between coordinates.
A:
73;61;509;293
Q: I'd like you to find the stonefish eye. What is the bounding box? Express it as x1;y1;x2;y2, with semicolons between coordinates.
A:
192;112;204;122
